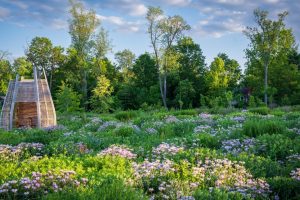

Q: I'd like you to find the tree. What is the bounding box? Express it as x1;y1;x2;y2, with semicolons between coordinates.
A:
115;49;135;71
132;53;157;88
12;57;33;77
92;27;112;59
26;37;53;70
146;6;190;109
244;9;293;105
175;37;206;106
0;54;13;96
68;0;100;108
55;82;82;113
91;75;114;113
131;53;160;106
206;57;228;97
49;46;65;90
217;53;241;91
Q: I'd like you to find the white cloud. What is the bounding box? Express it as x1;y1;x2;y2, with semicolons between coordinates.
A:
0;6;10;20
97;14;142;33
161;0;192;6
129;4;147;16
51;19;68;30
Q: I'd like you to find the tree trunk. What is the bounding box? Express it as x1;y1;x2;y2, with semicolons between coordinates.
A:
159;75;168;109
82;70;88;110
49;67;53;91
264;61;268;106
163;74;167;109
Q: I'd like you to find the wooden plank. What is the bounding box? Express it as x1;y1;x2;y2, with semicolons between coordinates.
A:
9;76;19;130
0;81;13;130
42;68;56;126
34;67;41;128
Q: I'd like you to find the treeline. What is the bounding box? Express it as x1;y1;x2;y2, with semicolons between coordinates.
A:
0;1;300;112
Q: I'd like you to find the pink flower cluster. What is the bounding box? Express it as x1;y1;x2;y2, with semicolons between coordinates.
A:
290;168;300;181
132;159;175;179
0;143;44;160
199;113;213;119
152;143;184;158
97;144;137;159
0;170;88;198
192;158;270;197
165;115;180;123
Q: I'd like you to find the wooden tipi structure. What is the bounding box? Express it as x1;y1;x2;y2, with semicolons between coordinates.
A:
0;67;56;130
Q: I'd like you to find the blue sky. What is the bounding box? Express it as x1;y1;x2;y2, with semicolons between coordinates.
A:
0;0;299;70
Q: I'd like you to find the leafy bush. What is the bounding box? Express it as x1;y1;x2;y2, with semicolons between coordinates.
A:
172;109;197;116
193;188;250;200
44;178;146;200
256;134;298;160
0;131;24;145
242;119;285;137
113;126;135;137
234;153;282;178
268;177;300;200
55;82;82;113
248;107;269;115
197;133;220;149
115;111;139;121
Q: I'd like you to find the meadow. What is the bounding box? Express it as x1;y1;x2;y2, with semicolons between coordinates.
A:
0;106;299;200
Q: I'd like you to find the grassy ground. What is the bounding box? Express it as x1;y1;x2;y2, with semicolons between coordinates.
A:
0;106;300;199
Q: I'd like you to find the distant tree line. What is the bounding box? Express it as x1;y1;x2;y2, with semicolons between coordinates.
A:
0;1;300;112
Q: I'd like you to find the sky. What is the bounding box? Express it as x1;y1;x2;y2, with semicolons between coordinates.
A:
0;0;300;70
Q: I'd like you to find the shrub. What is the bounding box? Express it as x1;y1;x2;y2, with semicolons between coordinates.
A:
197;133;220;149
172;109;197;116
0;131;24;145
113;126;135;137
248;107;269;115
44;177;146;200
242;119;285;137
55;82;82;113
115;111;139;121
234;153;282;178
256;134;298;160
172;122;194;137
193;188;249;200
268;177;300;200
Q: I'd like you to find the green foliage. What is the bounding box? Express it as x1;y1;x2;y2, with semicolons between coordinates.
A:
268;177;300;200
44;178;146;200
193;188;249;200
197;133;220;149
115;110;139;121
55;82;82;113
113;126;136;137
235;153;282;178
248;107;269;115
242;119;285;137
91;75;114;113
256;134;298;160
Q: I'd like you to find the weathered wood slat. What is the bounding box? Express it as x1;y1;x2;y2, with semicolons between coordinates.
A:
1;67;57;130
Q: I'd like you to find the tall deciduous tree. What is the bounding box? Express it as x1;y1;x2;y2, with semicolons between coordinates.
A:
206;57;228;97
146;6;190;109
0;52;13;96
68;0;100;108
217;53;241;91
26;37;52;70
244;9;293;105
175;37;206;106
12;57;33;77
